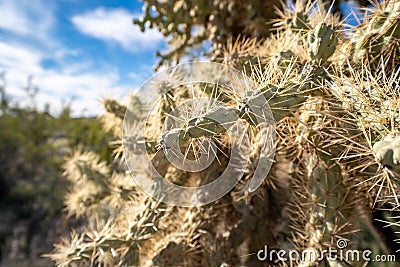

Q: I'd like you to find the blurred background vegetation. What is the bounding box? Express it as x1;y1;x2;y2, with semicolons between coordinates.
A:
0;75;113;266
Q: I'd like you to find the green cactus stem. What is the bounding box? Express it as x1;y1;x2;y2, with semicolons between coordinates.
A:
308;22;338;64
292;99;354;266
186;106;239;138
240;83;312;123
158;80;317;152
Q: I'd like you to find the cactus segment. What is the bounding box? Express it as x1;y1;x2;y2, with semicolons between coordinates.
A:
308;22;338;63
186;106;239;138
240;83;311;123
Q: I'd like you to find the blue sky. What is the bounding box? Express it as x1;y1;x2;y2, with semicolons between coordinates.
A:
0;0;364;117
0;0;166;116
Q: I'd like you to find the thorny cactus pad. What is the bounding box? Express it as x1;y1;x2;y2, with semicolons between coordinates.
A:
308;22;338;63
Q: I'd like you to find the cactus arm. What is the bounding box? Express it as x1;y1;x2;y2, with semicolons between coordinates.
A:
158;80;315;150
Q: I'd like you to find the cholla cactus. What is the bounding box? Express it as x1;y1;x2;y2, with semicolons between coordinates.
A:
134;0;284;69
350;0;400;72
48;1;400;266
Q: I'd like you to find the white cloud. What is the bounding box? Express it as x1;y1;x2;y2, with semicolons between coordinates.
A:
0;42;43;74
0;41;128;116
71;8;164;52
0;3;157;116
0;0;55;42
